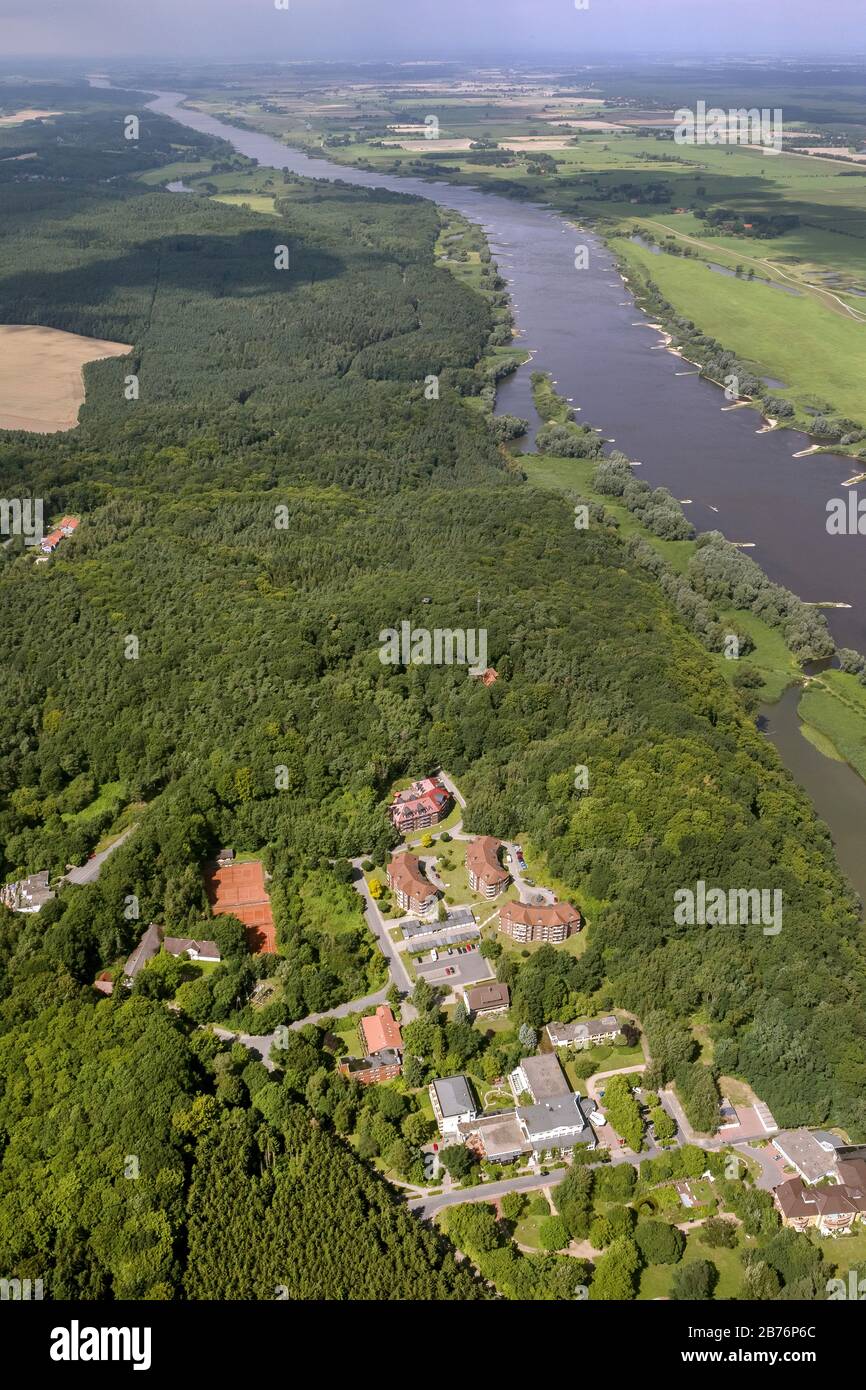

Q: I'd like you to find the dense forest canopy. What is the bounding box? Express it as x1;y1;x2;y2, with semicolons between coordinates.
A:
1;84;866;1297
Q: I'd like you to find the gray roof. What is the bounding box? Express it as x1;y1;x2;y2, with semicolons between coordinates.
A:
446;907;476;927
342;1049;402;1073
547;1015;619;1045
773;1129;841;1183
432;1074;476;1118
518;1094;593;1144
124;923;162;979
517;1052;571;1100
462;1111;526;1160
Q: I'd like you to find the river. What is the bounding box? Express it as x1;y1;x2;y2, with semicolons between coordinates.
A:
91;81;866;903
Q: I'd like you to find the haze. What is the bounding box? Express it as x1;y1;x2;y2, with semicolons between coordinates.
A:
1;0;862;61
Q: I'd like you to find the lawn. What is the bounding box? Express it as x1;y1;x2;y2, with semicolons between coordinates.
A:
61;780;126;825
612;234;866;425
637;1228;744;1300
798;669;866;781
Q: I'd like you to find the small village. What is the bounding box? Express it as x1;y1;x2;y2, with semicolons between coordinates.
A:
5;768;866;1293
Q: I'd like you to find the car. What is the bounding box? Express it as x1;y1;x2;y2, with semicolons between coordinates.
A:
522;876;535;886
447;947;453;956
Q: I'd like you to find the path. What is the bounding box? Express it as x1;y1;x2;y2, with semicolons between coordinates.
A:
60;825;136;885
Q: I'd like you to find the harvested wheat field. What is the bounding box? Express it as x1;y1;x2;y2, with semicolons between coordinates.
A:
0;108;63;125
0;324;132;432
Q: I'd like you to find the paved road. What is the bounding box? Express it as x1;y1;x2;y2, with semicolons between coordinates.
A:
350;858;416;1011
61;826;136;885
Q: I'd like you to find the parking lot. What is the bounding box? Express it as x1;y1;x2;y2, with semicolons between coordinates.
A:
414;946;495;990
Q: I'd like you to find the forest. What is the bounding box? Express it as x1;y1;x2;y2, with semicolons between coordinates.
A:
1;85;866;1298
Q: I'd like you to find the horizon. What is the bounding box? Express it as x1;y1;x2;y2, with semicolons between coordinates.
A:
1;0;863;62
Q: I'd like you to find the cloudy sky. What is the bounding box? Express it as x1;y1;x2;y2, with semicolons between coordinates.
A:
0;0;861;60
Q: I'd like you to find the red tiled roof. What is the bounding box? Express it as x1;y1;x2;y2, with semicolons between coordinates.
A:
387;852;434;900
500;901;582;930
466;835;507;886
361;1005;403;1055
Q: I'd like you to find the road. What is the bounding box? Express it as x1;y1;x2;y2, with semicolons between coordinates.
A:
60;826;136;885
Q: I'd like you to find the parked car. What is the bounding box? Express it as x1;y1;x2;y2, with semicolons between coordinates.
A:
447;947;453;955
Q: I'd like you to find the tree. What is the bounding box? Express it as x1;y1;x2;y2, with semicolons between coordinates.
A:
368;877;383;899
634;1220;685;1265
500;1192;525;1222
589;1236;640;1301
741;1259;780;1301
671;1259;716;1301
439;1144;476;1180
538;1215;570;1251
651;1106;677;1143
698;1217;738;1249
446;1203;501;1254
518;1023;537;1053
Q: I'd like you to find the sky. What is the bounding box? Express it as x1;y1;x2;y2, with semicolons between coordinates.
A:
0;0;862;61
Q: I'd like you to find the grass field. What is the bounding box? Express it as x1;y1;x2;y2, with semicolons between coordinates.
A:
798;669;866;779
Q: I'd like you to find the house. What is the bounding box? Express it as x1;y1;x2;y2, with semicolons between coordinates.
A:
339;1049;402;1085
216;847;235;867
773;1129;845;1184
499;900;582;944
464;982;510;1018
545;1015;620;1050
389;776;452;835
387;852;437;914
430;1075;480;1137
124;923;162;982
775;1160;866;1235
93;970;115;997
163;937;222;963
39;516;79;554
465;836;510;898
509;1052;572;1103
59;516;79;536
460;1111;527;1163
359;1004;402;1056
1;870;54;913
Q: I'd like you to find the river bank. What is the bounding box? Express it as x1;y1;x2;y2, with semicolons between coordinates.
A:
91;79;866;906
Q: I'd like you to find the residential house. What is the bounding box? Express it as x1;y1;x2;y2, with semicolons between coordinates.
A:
430;1075;480;1137
339;1050;402;1085
545;1015;620;1050
163;937;222;963
124;923;162;983
775;1160;866;1235
1;870;54;913
773;1129;845;1184
359;1004;403;1056
39;516;79;555
464;982;510;1018
389;777;452;836
216;847;235;867
499;900;582;944
465;836;510;898
387;852;437;914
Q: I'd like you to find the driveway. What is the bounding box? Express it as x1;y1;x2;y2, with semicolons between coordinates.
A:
61;825;136;885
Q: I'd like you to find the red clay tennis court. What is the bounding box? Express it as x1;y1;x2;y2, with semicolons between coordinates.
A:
206;859;276;953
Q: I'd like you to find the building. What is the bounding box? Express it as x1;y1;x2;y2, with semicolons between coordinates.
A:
430;1075;480;1137
359;1004;402;1056
773;1129;845;1185
464;982;510;1018
389;776;452;836
499;900;582;944
124;923;162;982
775;1160;866;1235
1;870;54;913
339;1049;402;1085
466;836;510;898
163;937;222;963
546;1015;620;1050
39;516;79;554
518;1093;596;1152
460;1111;526;1163
509;1051;572;1103
387;852;437;914
216;847;235;867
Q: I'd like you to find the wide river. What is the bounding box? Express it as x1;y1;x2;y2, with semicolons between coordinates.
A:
101;83;866;901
